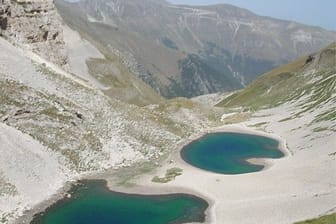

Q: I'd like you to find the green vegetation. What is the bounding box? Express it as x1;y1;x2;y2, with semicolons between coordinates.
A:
294;213;336;224
249;122;269;131
0;74;104;172
279;116;296;122
313;109;336;123
1;215;7;224
147;97;222;137
152;168;183;183
0;182;17;197
39;106;73;121
312;127;329;132
112;160;165;186
217;56;306;110
250;122;268;128
217;44;336;123
86;58;162;106
222;112;251;124
0;78;29;111
294;71;335;117
0;212;14;224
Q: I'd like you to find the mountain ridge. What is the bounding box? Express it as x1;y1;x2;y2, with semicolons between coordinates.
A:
55;0;336;98
0;1;335;223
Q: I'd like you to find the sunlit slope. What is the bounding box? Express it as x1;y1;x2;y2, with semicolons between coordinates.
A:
218;43;336;115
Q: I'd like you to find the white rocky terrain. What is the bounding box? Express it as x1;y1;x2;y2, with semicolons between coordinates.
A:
0;0;335;224
0;32;218;223
0;1;219;223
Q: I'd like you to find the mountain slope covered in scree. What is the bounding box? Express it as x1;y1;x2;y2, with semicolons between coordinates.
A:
55;0;336;98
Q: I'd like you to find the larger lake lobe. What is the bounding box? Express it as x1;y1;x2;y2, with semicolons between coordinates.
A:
30;180;209;224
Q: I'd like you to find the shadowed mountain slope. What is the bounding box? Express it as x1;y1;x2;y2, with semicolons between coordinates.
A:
55;0;336;98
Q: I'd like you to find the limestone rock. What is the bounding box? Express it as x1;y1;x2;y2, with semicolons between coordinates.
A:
0;0;67;65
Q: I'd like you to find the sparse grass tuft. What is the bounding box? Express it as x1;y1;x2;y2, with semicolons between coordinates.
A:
222;112;251;124
113;160;163;186
313;109;336;123
152;167;183;183
312;127;329;132
250;122;268;128
279;116;295;122
0;182;17;197
294;213;336;224
86;57;162;106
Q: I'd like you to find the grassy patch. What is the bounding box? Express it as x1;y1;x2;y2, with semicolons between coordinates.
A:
0;182;17;197
222;112;251;124
0;75;106;172
294;213;336;224
312;127;329;132
217;56;306;109
39;106;72;121
294;72;336;118
152;167;183;183
86;57;162;106
112;160;164;186
217;45;336;114
279;116;296;122
1;215;7;224
250;122;268;128
313;109;336;123
207;112;222;125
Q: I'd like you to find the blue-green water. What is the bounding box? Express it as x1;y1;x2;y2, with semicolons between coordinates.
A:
181;132;284;174
31;180;208;224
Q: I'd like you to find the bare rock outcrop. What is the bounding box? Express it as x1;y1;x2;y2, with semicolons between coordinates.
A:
0;0;67;65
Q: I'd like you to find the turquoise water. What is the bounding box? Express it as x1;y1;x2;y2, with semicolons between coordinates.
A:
31;180;208;224
181;132;284;174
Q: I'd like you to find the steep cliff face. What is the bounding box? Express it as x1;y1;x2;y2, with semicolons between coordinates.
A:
0;0;67;65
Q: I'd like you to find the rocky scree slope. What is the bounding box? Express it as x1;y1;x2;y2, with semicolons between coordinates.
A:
55;0;336;98
0;36;221;223
0;2;223;224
